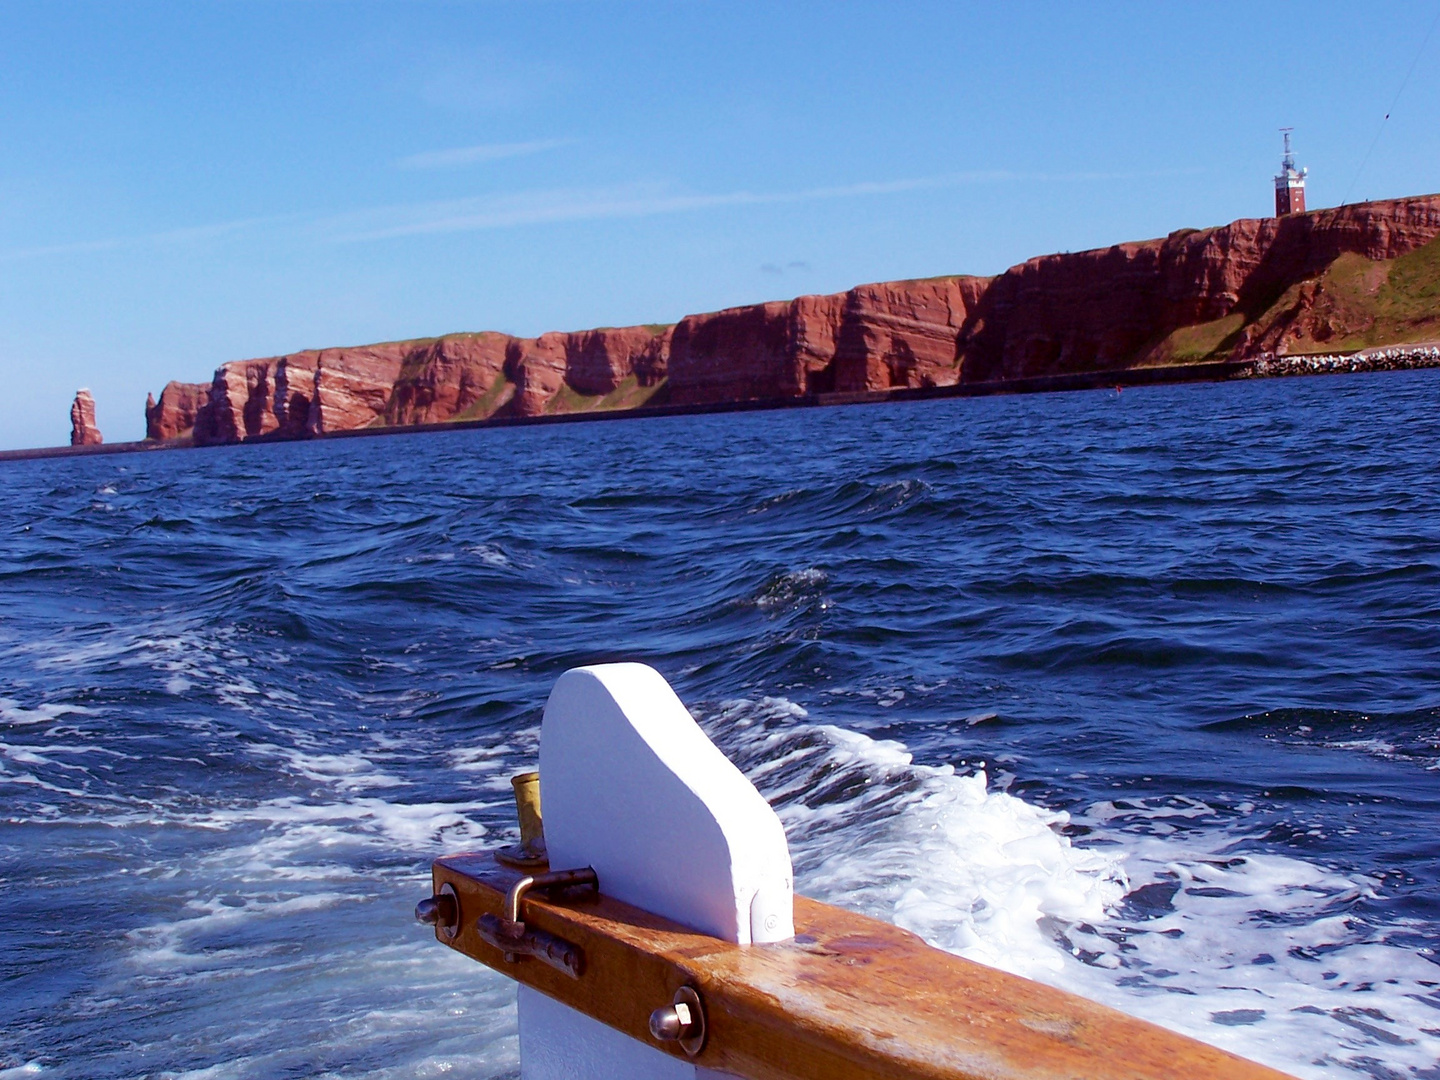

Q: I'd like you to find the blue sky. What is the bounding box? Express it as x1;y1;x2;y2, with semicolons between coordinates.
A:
2;1;1438;448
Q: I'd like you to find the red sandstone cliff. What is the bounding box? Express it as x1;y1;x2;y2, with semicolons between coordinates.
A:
171;344;408;445
667;275;990;405
956;195;1440;382
146;381;210;441
305;345;411;434
144;193;1440;446
384;333;513;426
565;325;670;394
383;325;671;426
70;389;102;446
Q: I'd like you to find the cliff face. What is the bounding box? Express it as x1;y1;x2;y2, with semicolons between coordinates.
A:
957;195;1440;382
384;334;512;426
833;277;992;393
192;358;283;445
146;381;211;441
304;345;410;435
382;325;672;427
147;193;1440;446
565;325;671;394
183;345;409;445
666;275;990;406
669;295;844;404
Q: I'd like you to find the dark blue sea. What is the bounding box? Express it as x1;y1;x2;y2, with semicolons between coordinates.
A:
2;370;1439;1079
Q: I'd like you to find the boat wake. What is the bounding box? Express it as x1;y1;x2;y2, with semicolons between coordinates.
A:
6;373;1440;1079
699;696;1440;1080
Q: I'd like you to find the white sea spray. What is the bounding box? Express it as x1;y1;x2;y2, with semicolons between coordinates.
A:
701;696;1440;1079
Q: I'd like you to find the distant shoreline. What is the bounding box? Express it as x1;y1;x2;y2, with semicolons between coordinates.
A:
11;349;1439;464
89;193;1440;456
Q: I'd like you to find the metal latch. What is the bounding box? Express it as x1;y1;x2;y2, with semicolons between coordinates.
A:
475;866;598;979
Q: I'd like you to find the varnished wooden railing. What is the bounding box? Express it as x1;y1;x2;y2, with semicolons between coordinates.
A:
426;851;1296;1080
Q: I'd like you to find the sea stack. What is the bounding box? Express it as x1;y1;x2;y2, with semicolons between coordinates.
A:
70;389;103;446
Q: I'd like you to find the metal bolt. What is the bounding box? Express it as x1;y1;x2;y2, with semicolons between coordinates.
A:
649;986;706;1056
415;896;448;925
415;884;459;940
648;1001;694;1042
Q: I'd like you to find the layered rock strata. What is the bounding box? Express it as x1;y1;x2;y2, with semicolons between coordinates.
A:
144;193;1440;446
383;333;513;426
170;346;409;445
383;326;672;426
666;276;990;404
303;345;412;435
146;381;210;441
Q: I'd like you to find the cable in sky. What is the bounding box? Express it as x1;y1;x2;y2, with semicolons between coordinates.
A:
1340;2;1440;206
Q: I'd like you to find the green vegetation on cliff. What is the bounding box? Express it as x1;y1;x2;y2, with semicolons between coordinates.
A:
543;376;669;415
1137;314;1247;368
1139;233;1440;366
1256;234;1440;357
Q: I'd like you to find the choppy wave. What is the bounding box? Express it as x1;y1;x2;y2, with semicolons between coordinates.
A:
1206;707;1440;772
2;369;1440;1077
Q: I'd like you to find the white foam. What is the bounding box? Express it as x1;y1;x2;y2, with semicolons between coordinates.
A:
194;795;493;853
4;625;270;717
762;727;1127;978
12;614;1433;1080
468;543;512;568
116;903;518;1079
126;891;362;968
451;731;539;774
754;568;829;610
245;743;407;791
700;697;1440;1080
1044;828;1440;1077
0;741;57;767
0;698;95;726
889;770;1126;975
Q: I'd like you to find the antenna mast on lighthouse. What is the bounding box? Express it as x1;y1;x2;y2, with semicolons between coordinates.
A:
1274;128;1308;216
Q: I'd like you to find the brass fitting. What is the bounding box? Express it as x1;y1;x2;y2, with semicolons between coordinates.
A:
496;770;549;869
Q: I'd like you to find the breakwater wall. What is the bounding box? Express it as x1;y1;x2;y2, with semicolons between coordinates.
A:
1246;344;1440;378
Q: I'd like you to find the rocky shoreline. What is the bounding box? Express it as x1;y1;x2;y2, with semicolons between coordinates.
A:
19;350;1435;464
1245;344;1440;378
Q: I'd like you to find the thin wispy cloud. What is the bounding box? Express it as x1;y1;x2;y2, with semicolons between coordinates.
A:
0;167;1203;261
322;175;974;243
0;212;299;262
320;169;1200;243
320;181;789;242
396;138;572;170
